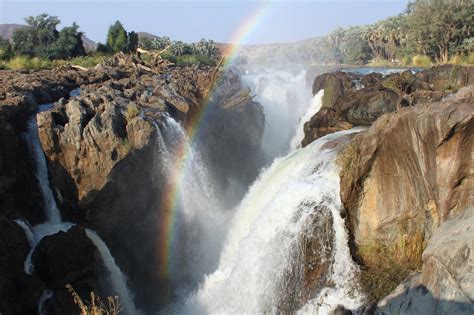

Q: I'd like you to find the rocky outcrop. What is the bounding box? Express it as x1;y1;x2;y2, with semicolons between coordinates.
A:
31;58;265;312
332;77;473;310
0;218;43;314
32;226;99;315
0;67;105;224
339;85;473;245
377;207;474;314
302;65;474;146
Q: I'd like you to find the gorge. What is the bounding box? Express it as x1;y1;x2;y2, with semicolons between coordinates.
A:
0;53;473;315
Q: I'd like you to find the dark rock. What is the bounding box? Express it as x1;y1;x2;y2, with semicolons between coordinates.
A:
31;225;99;314
0;218;43;314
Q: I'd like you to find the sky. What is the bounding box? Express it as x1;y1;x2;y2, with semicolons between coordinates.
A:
0;0;408;45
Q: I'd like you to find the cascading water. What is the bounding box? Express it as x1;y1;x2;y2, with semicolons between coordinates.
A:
25;115;62;224
178;128;364;314
85;229;141;315
290;89;324;150
20;105;140;315
241;68;313;160
154;116;230;298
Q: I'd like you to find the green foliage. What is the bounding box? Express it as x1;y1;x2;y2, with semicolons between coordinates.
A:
412;55;432;67
0;37;13;60
407;0;474;63
11;13;86;60
106;21;129;53
52;23;86;59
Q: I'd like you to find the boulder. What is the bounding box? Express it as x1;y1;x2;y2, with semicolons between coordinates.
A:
0;218;43;314
340;85;473;245
32;225;99;314
302;65;474;147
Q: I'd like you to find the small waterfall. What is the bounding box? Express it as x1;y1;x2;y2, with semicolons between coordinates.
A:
154;115;230;298
25;116;61;224
14;219;35;246
23;108;139;314
38;290;53;315
241;69;313;159
184;128;364;314
290;89;324;150
85;229;141;315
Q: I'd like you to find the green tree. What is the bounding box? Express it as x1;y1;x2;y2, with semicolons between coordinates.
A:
0;37;13;60
52;23;86;59
127;31;139;52
12;13;60;58
407;0;474;63
106;21;129;53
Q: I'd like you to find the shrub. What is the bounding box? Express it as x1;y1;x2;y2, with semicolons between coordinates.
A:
357;233;425;302
125;104;139;120
464;52;474;65
411;55;432;67
7;56;32;69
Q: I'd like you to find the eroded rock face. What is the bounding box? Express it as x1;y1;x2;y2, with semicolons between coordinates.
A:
33;61;265;312
377;207;474;314
339;85;473;245
302;65;474;146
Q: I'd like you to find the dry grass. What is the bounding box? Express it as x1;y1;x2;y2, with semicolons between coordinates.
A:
357;233;425;302
66;284;122;315
336;140;359;172
125;104;139;121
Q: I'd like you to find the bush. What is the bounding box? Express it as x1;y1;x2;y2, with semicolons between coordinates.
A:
357;233;425;302
412;55;432;67
464;52;474;65
125;104;139;120
7;56;33;69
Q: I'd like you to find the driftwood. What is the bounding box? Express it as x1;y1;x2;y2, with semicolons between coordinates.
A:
70;64;89;71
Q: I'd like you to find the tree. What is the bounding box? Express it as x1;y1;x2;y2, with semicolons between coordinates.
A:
407;0;474;63
127;31;138;52
0;37;13;60
106;21;129;53
12;13;60;58
52;23;86;59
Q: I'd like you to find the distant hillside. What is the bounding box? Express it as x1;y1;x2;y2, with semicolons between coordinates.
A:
0;23;96;51
137;32;160;40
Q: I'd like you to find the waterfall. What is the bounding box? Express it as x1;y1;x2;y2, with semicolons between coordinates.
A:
38;290;53;315
241;69;313;159
85;229;141;315
23;109;139;314
25;116;61;224
182;128;364;314
290;89;324;150
155;116;230;296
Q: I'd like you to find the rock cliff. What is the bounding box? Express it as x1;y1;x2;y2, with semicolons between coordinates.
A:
303;66;473;311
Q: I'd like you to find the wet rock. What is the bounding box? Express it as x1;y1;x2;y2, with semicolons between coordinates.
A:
32;225;99;314
0;218;43;314
302;65;474;146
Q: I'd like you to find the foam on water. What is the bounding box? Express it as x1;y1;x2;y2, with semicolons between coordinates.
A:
181;128;364;314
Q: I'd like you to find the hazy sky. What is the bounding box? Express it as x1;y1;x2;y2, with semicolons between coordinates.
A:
0;0;408;45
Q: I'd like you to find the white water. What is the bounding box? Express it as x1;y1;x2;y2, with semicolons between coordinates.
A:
38;290;53;315
25;117;62;224
290;89;324;150
241;69;313;160
155;116;230;297
85;229;141;315
23;110;139;314
180;128;363;314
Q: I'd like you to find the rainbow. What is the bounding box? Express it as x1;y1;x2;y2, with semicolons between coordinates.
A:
156;0;271;296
